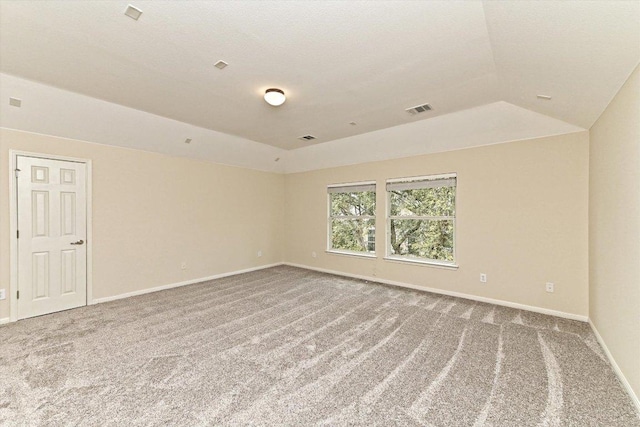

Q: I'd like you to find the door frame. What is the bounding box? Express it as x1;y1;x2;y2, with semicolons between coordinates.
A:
9;150;93;322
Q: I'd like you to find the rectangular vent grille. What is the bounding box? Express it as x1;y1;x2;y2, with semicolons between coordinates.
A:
124;5;143;20
405;103;433;115
298;135;317;141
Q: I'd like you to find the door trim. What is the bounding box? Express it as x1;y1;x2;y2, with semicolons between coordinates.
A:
9;150;93;322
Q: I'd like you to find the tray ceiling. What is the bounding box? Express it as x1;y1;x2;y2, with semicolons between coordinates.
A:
1;1;638;151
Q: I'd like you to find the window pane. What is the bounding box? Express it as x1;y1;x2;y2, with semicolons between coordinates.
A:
330;191;376;217
331;218;375;253
389;219;454;262
389;186;455;217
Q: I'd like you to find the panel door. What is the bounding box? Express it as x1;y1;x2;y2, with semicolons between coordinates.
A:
17;156;87;319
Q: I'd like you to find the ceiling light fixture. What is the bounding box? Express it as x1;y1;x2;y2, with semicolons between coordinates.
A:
264;88;286;106
214;60;228;70
184;138;192;144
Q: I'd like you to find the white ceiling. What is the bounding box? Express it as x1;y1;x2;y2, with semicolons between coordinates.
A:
0;73;583;173
284;101;585;174
0;73;286;173
484;1;640;129
1;0;638;152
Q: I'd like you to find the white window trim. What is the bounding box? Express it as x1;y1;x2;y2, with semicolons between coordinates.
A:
385;174;457;265
328;180;376;191
386;172;456;184
326;249;377;259
327;181;377;256
383;255;458;269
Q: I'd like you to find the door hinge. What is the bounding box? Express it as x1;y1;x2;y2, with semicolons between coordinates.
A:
17;290;19;299
14;168;20;178
17;230;19;239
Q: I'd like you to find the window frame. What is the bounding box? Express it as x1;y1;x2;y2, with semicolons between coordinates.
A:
385;173;458;268
326;181;377;258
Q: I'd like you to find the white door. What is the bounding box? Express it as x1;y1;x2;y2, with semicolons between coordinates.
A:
16;155;87;319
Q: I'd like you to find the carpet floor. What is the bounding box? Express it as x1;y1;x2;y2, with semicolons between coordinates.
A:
0;266;638;426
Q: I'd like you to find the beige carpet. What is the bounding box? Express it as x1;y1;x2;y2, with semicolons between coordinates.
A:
0;266;638;426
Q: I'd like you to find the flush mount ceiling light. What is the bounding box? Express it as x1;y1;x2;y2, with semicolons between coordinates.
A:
264;88;286;106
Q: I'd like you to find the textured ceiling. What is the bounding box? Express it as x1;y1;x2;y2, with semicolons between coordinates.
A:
0;1;639;151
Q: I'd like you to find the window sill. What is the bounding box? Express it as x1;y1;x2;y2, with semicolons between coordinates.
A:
383;256;458;270
326;250;377;259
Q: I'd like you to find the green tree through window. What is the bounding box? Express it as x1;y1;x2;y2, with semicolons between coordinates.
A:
328;183;376;254
387;176;456;263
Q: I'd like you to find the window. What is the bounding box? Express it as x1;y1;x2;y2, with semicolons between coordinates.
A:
386;174;456;265
328;182;376;255
367;228;376;252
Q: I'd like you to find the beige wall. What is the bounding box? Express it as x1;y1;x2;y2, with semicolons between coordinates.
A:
285;132;589;317
589;64;640;400
0;128;285;320
0;128;591;321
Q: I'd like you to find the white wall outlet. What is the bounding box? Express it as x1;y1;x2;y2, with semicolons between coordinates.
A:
546;282;555;293
312;251;317;258
257;250;262;257
0;289;5;300
181;262;187;270
480;273;487;283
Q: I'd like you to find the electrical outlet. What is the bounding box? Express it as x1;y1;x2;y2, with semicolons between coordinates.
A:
546;282;555;293
480;273;487;283
181;262;187;270
257;250;262;257
312;251;317;258
0;289;5;300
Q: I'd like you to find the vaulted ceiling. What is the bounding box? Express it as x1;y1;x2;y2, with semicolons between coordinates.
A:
1;0;638;153
0;0;640;172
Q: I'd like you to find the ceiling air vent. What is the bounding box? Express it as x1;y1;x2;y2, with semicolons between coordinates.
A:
405;103;433;115
214;60;228;70
124;5;143;20
298;135;317;141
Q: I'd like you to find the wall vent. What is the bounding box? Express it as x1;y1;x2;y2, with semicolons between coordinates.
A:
405;103;433;115
298;135;317;141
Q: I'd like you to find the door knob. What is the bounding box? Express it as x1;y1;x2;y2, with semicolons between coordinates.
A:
70;240;84;245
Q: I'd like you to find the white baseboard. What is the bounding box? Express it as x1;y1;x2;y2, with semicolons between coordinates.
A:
588;319;640;414
2;262;588;324
91;263;284;305
0;317;10;325
283;262;588;322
